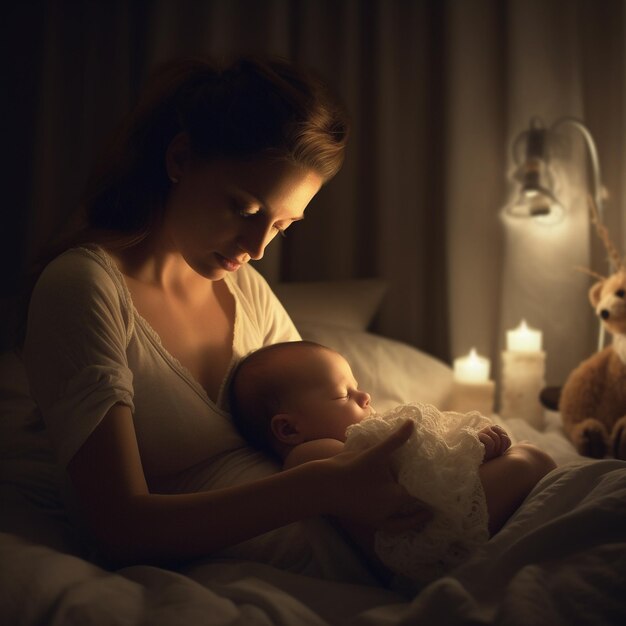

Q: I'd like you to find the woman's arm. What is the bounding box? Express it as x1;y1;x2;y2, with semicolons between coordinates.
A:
68;404;420;565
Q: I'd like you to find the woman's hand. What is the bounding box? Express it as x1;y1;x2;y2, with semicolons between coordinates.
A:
316;420;431;532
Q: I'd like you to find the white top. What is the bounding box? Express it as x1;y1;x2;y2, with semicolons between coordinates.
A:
23;245;299;481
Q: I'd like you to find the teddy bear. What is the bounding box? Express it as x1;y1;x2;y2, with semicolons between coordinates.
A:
559;201;626;459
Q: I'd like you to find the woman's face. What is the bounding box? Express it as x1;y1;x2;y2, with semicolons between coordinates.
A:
163;157;323;280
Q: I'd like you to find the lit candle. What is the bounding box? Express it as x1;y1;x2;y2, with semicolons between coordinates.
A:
453;348;490;383
500;320;546;429
448;348;495;415
506;319;542;352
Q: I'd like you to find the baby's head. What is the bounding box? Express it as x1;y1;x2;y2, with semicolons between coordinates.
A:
229;340;372;459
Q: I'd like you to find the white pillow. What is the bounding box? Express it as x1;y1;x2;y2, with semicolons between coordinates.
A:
296;321;454;413
273;279;387;332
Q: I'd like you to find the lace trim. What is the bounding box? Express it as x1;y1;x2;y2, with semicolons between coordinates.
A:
345;402;491;585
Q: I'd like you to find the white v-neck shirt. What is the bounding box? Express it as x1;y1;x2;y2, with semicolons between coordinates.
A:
24;245;299;482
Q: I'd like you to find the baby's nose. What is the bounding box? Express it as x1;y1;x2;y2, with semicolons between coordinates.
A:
359;391;371;407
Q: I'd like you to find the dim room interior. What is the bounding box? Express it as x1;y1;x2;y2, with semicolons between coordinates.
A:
2;1;626;624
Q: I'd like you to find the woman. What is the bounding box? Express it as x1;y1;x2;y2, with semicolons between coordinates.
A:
22;56;426;580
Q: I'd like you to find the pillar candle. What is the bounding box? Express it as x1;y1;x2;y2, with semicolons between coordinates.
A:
448;348;495;415
500;320;546;429
506;319;543;352
453;348;490;383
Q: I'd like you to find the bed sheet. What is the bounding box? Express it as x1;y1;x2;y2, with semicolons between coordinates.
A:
2;460;625;626
1;345;625;626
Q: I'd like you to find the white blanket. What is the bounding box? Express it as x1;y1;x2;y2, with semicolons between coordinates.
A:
2;342;625;625
1;459;625;625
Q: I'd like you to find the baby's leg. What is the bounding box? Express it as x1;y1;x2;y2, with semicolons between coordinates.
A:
479;442;556;535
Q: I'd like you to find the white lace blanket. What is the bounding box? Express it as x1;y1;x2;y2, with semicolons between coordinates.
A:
344;402;492;585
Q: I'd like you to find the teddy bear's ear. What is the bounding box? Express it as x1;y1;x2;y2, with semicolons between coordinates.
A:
589;280;605;307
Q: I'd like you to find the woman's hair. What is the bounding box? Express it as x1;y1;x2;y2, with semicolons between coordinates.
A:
229;340;327;453
16;56;349;345
75;55;349;250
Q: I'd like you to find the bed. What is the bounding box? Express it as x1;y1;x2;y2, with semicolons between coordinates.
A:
1;279;625;625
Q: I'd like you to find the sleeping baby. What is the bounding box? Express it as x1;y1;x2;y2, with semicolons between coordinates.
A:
228;340;556;586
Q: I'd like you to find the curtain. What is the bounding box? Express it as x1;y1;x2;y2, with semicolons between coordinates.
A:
5;0;625;391
446;0;626;387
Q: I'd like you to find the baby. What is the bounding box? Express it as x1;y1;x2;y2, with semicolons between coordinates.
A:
229;340;556;586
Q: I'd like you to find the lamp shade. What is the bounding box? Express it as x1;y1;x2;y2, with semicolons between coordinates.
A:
504;121;564;224
507;184;564;223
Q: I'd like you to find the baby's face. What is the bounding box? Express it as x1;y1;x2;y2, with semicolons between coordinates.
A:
286;348;372;442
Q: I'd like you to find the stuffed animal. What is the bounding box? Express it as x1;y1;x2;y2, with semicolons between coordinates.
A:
560;201;626;459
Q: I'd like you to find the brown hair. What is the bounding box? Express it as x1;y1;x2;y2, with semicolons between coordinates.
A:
17;56;349;345
74;55;349;251
229;340;329;452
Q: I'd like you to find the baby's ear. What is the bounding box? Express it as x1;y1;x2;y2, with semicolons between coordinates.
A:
271;414;305;445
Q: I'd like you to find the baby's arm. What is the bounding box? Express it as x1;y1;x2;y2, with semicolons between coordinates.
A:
283;438;345;470
478;424;511;461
